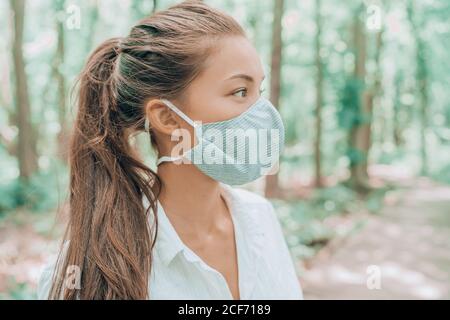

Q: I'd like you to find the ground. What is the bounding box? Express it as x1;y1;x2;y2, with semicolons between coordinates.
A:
301;178;450;299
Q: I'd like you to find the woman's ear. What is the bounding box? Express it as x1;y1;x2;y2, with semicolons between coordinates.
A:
145;99;180;136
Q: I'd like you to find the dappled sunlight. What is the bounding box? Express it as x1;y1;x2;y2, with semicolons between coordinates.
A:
301;180;450;299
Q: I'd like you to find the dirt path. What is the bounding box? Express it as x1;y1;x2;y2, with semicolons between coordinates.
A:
300;178;450;299
0;210;61;298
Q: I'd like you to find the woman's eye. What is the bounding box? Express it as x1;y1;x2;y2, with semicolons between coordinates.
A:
233;88;248;98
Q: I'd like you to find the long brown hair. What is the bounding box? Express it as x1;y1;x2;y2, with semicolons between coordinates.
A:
48;0;245;299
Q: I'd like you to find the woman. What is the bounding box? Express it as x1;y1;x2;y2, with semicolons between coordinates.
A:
38;0;303;300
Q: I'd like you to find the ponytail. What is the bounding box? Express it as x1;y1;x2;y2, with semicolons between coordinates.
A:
49;38;161;299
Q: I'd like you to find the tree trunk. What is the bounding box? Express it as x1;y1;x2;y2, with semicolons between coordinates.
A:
361;30;383;178
393;71;403;147
10;0;37;180
0;48;15;155
313;0;324;188
417;43;428;176
348;7;383;192
348;6;368;191
265;0;284;198
54;0;69;162
407;0;428;176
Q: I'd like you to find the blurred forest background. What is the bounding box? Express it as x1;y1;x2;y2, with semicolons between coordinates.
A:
0;0;449;299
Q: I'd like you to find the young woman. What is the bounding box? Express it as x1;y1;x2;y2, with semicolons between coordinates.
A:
37;0;303;300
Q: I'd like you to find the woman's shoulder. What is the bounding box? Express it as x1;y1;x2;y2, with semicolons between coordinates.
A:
36;241;69;300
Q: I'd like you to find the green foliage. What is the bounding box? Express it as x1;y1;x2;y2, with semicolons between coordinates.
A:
283;113;300;145
311;185;360;215
21;169;67;212
338;77;364;129
0;278;37;300
346;147;366;166
271;183;387;261
0;181;19;214
0;161;68;215
432;163;450;185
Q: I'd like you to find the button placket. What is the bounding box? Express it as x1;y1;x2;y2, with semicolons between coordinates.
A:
182;248;233;299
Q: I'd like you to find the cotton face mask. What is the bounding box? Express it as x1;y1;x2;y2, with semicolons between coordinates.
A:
154;96;285;186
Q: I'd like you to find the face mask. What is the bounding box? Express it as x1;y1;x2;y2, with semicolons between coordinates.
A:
154;96;285;186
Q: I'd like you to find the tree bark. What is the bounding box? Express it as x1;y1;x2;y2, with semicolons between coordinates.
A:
408;0;428;176
393;71;403;147
360;30;383;178
54;0;69;162
10;0;37;180
265;0;284;198
313;0;324;188
348;6;383;192
348;6;368;191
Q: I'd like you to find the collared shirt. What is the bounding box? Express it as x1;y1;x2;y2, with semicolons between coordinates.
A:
37;184;303;300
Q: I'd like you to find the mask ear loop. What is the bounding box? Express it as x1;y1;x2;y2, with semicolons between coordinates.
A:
155;99;199;166
144;98;195;133
160;98;197;128
144;117;150;133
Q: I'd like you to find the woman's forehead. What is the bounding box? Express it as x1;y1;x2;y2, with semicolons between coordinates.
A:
202;36;265;83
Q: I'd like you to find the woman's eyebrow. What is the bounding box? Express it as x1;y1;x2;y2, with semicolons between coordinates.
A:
225;73;266;82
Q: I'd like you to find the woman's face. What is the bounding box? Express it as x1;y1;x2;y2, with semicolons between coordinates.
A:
180;35;266;123
147;35;266;155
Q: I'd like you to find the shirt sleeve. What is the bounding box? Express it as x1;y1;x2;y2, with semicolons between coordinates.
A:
37;258;57;300
264;200;304;300
36;241;70;300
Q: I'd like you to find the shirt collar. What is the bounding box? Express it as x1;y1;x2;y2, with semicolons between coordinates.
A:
150;183;265;267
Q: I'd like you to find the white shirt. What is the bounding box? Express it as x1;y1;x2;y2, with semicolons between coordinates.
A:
37;184;303;300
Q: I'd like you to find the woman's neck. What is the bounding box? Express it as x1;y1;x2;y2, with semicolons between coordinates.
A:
156;162;228;236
